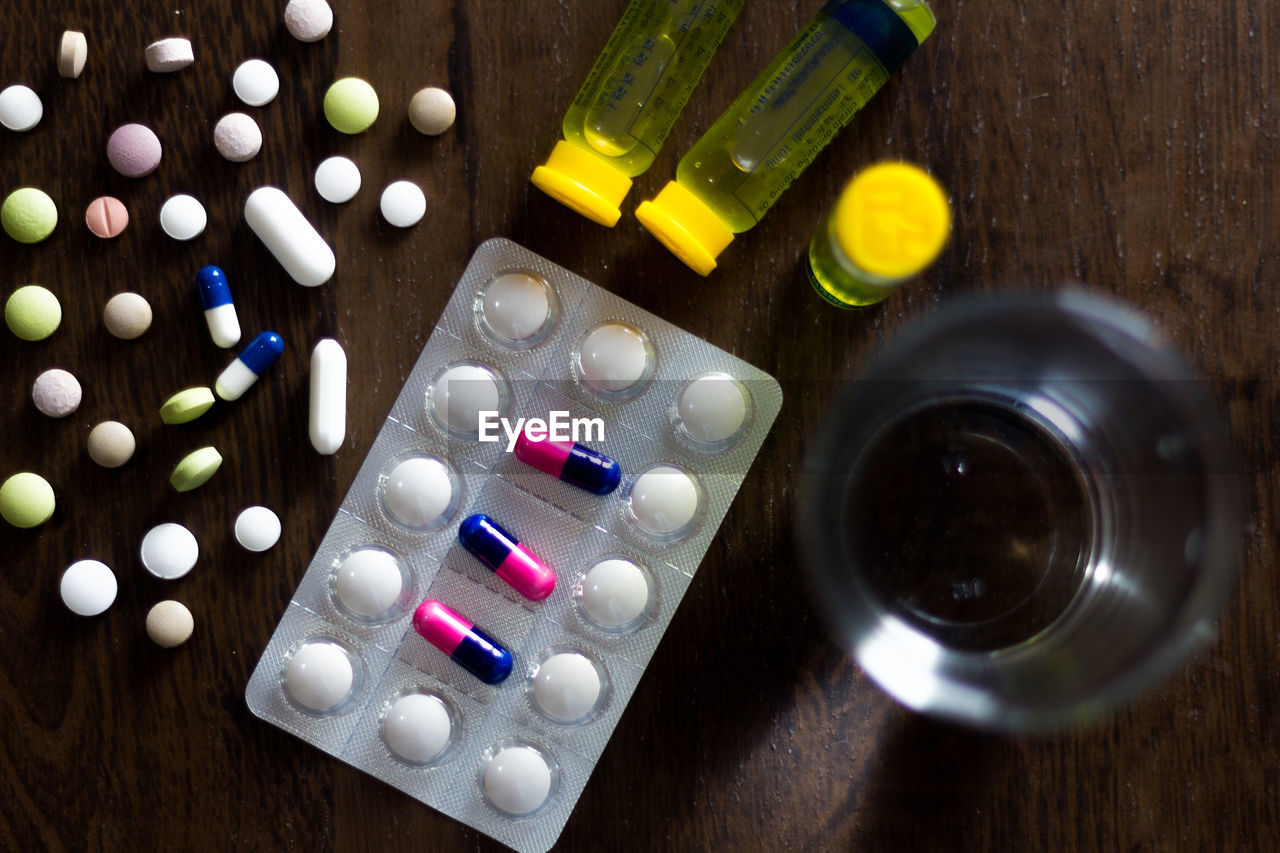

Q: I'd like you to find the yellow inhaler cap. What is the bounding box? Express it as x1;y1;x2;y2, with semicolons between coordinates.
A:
833;162;950;280
635;181;734;277
530;140;633;227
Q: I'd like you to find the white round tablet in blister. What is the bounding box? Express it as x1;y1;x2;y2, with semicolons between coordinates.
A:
676;372;750;447
334;547;405;620
60;559;117;616
479;272;553;346
382;455;455;530
383;692;453;764
580;558;651;631
483;744;555;816
430;362;504;436
531;651;604;724
285;640;356;713
576;323;653;397
140;522;199;579
627;465;701;539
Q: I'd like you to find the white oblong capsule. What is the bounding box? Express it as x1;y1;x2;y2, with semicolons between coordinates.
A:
309;338;347;454
244;186;336;287
205;304;241;348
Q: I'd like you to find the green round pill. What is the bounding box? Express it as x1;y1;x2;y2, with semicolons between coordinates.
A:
170;446;222;492
5;285;62;340
323;77;379;134
0;472;56;528
2;187;58;243
160;386;215;425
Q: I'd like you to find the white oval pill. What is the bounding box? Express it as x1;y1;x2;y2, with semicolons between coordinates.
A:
531;652;603;724
213;112;262;162
580;558;650;631
577;323;653;396
140;522;199;579
383;693;452;764
309;338;346;455
235;505;281;552
314;156;361;203
335;548;404;620
285;640;355;712
382;455;455;529
481;272;551;344
628;465;701;539
244;186;336;286
483;745;554;816
379;180;426;228
232;58;279;106
430;363;502;436
60;559;117;616
0;84;43;132
159;194;207;240
676;372;750;446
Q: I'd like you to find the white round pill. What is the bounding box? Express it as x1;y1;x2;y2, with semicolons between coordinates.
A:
285;0;334;43
213;112;262;162
383;456;454;529
383;693;452;764
577;323;653;395
335;548;405;620
159;194;207;241
140;522;199;579
580;558;650;630
60;559;117;616
232;58;280;106
431;363;502;436
531;652;603;724
285;640;355;713
235;505;281;552
628;465;701;538
481;272;551;344
677;372;750;446
380;180;426;228
314;156;361;203
32;368;82;418
0;84;42;132
483;745;554;816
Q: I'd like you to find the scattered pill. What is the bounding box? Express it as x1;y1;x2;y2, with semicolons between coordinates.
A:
413;599;513;684
482;744;554;816
379;180;426;228
58;31;88;78
213;112;262;162
85;196;129;239
532;652;603;724
430;363;503;435
458;514;555;601
216;330;283;401
140;522;199;579
313;156;361;203
579;558;651;631
309;338;346;454
382;455;455;530
244;186;336;286
285;639;356;713
60;560;117;616
324;77;379;134
676;372;751;446
2;187;57;243
284;0;334;43
106;123;162;178
145;37;194;72
577;323;653;396
408;86;456;136
196;265;241;348
5;285;61;341
383;693;452;764
159;194;207;240
627;465;701;539
103;292;153;339
334;548;404;621
0;84;43;132
146;600;194;647
480;272;552;345
234;505;281;552
232;58;279;106
169;446;222;492
32;368;82;418
0;472;55;528
514;431;621;495
160;386;215;424
87;421;136;468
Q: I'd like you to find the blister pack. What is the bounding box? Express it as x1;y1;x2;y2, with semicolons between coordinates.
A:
246;238;782;851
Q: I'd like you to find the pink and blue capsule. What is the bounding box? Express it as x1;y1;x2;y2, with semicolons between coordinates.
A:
514;431;621;495
216;331;283;401
413;599;513;684
458;514;555;601
196;265;241;348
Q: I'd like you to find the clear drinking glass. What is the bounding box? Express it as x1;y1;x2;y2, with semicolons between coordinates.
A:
798;290;1242;730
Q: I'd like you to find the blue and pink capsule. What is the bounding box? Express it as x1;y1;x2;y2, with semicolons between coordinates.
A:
215;331;283;401
514;431;621;495
459;514;556;601
197;265;241;348
413;599;513;684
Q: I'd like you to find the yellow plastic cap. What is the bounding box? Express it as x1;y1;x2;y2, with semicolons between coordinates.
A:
833;162;950;280
530;140;633;227
888;1;938;45
635;181;734;277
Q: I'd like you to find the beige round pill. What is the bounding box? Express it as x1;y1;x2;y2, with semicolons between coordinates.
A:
408;87;456;135
146;600;194;648
103;292;152;339
87;421;136;467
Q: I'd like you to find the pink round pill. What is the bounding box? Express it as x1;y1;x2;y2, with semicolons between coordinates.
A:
32;368;82;418
85;196;129;238
107;124;162;178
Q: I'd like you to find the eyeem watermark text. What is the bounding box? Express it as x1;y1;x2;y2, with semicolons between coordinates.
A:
478;411;605;451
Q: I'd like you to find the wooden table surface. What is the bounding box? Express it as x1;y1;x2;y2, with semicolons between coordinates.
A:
2;1;1276;850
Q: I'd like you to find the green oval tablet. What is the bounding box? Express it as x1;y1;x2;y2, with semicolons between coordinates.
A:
0;472;56;528
160;386;215;424
170;447;222;492
323;77;379;134
5;285;62;340
2;187;58;243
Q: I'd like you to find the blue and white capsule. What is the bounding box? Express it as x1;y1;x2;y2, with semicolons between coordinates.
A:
197;265;241;348
216;331;283;401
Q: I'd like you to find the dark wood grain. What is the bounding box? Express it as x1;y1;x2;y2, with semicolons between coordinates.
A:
2;1;1277;850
